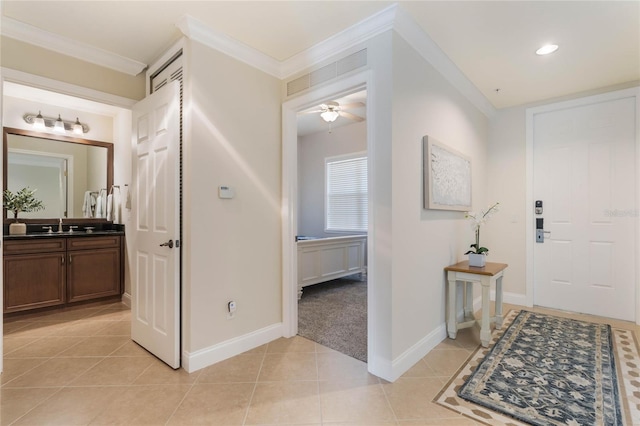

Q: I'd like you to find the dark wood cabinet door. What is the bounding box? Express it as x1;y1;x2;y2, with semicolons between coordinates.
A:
4;253;66;313
67;247;121;303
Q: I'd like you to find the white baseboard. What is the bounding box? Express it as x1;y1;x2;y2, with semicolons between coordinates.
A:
121;292;131;308
368;323;447;382
182;323;284;373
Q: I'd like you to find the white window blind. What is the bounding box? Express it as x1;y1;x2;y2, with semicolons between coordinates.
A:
326;155;368;232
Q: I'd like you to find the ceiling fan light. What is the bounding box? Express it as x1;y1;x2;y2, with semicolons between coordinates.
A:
54;114;66;133
320;110;339;123
536;44;559;55
33;111;45;129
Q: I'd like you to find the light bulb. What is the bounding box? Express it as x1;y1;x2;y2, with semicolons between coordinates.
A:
54;114;66;133
73;117;83;134
33;111;45;129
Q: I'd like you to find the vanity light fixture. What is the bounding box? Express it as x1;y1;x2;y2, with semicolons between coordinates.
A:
73;118;83;135
320;109;339;123
33;111;46;129
54;115;66;133
23;113;90;134
536;44;559;55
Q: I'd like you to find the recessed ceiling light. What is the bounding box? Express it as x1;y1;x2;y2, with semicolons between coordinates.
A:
536;44;559;55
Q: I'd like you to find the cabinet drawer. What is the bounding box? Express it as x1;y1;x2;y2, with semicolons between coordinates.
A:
67;236;120;251
4;239;66;255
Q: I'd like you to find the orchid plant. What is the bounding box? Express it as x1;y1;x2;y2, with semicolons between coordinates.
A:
464;202;500;256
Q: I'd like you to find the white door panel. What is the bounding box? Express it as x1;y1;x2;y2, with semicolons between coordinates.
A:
131;81;180;368
534;96;636;321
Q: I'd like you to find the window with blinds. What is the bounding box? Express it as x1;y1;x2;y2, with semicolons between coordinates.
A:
325;154;368;232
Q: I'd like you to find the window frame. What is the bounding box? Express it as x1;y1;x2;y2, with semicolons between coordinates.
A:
324;151;368;234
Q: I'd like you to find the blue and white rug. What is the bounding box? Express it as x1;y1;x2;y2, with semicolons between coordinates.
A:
435;309;639;425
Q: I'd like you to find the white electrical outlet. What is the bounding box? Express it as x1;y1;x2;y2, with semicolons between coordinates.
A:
227;300;236;319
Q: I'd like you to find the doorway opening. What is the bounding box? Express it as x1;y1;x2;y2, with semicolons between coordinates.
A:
281;70;376;370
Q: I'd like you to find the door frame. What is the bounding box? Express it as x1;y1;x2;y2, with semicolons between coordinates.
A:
0;68;136;374
525;87;640;324
281;70;378;366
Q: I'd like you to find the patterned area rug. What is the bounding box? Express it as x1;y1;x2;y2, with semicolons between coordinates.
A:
435;310;640;426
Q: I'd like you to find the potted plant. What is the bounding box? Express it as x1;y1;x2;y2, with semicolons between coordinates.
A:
464;202;499;267
3;187;45;235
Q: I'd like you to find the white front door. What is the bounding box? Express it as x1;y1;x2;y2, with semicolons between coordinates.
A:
533;95;636;321
131;81;181;368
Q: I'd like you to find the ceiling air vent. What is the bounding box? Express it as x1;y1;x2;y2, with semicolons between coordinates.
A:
287;74;310;96
337;49;367;76
286;48;367;97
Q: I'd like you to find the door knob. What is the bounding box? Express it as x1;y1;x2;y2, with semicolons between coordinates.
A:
159;239;174;249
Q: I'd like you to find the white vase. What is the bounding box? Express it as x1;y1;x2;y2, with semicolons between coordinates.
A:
9;222;27;235
468;253;486;267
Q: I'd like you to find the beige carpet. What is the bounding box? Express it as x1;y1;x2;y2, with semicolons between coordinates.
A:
297;277;367;362
434;309;640;425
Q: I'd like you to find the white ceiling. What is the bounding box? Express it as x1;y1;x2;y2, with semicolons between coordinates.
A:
2;1;639;110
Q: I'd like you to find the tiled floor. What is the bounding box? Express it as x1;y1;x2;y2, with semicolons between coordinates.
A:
2;301;639;425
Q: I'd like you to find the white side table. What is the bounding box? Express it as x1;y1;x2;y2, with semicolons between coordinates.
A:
444;261;508;347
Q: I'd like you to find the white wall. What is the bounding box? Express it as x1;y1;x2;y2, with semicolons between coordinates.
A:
298;121;367;237
389;33;489;359
486;106;527;298
181;39;282;358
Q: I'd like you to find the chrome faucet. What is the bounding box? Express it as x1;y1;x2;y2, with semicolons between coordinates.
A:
57;218;63;233
68;226;78;233
42;226;53;234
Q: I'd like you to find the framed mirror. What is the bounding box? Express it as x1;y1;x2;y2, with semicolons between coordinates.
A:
3;127;114;223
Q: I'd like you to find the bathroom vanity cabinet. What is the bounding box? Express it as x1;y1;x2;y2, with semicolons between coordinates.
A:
3;233;123;314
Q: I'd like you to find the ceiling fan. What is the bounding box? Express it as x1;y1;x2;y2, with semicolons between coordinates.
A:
303;101;365;123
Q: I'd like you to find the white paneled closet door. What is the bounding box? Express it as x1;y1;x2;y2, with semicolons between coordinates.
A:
131;81;181;368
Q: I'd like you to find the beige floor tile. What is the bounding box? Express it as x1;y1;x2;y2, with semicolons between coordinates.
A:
245;381;321;424
267;335;317;353
86;309;132;321
2;336;42;356
91;320;131;336
166;383;254;425
1;387;61;426
69;356;154;386
422;348;473;377
3;321;31;334
135;357;202;385
4;321;69;338
57;335;129;357
382;377;463;420
258;352;318;381
0;357;47;386
317;351;378;383
243;343;268;355
89;384;192;425
3;356;102;388
400;359;439;379
12;386;120;425
109;340;154;357
5;336;82;358
197;353;264;383
54;320;114;337
319;380;396;423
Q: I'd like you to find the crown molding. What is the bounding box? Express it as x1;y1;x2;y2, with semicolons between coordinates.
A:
1;16;147;76
176;14;282;79
392;7;496;118
279;4;398;79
